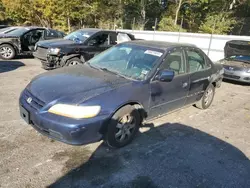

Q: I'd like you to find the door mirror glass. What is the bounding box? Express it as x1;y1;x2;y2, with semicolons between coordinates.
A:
156;69;175;82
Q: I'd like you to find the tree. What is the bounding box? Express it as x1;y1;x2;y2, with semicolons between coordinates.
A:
158;16;186;31
199;12;237;34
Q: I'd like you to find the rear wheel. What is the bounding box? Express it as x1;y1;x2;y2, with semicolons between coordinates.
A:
0;44;15;60
105;105;140;148
65;57;82;66
195;84;215;109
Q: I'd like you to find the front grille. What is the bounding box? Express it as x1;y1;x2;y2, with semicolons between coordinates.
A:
224;74;240;79
23;90;45;111
36;46;48;57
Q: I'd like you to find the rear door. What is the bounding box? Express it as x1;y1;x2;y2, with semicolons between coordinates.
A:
184;47;212;105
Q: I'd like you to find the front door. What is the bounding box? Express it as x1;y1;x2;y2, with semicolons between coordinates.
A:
148;48;190;118
85;32;111;60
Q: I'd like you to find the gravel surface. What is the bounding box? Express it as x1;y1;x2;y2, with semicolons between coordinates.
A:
0;59;250;188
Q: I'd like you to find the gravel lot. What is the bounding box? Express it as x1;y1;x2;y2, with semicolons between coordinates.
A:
0;58;250;188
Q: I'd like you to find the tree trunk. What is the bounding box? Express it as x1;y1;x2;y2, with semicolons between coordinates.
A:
140;0;146;30
175;0;183;25
67;16;71;32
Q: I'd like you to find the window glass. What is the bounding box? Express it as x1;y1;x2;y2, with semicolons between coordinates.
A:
160;50;186;75
117;33;131;43
186;49;208;73
88;44;164;80
88;33;109;46
46;30;58;38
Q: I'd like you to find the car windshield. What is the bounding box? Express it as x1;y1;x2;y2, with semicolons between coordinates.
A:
64;30;95;43
6;28;29;36
88;43;164;80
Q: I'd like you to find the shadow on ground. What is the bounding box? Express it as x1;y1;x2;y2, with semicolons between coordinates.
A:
0;60;25;73
48;122;250;188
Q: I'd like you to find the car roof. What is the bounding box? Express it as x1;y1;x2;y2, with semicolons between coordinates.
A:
124;40;196;50
77;28;132;34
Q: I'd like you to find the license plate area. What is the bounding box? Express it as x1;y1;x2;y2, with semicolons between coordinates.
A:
20;106;30;124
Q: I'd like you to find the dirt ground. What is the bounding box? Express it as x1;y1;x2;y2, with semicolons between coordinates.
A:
0;58;250;188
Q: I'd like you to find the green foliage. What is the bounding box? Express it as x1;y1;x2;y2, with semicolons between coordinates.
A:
158;16;186;32
199;12;237;34
0;0;248;35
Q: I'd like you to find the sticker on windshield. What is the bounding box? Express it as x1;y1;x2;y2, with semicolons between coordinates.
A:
144;50;163;57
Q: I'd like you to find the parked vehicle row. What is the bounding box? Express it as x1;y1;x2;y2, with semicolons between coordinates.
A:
0;26;65;59
19;40;224;148
33;28;136;69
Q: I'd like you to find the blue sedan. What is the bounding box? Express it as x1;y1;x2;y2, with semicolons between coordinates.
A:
19;40;223;148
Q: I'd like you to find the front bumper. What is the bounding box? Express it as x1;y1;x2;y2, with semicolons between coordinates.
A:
19;92;110;145
223;68;250;83
33;51;61;70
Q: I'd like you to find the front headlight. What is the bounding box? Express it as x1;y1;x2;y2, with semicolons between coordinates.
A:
247;69;250;73
48;104;101;119
48;48;61;55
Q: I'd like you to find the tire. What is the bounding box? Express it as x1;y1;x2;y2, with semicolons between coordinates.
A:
105;105;141;148
65;57;82;66
195;84;215;110
0;44;16;60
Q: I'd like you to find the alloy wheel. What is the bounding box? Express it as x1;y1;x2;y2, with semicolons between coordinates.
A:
115;114;136;142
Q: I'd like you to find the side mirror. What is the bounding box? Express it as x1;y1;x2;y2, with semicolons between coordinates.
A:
155;69;175;82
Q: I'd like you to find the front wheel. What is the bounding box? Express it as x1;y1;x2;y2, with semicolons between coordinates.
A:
195;84;215;109
65;57;82;66
105;105;141;148
0;44;16;60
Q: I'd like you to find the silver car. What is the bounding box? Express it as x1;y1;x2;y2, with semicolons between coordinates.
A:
217;56;250;83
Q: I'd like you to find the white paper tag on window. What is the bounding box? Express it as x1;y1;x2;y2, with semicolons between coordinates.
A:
144;50;163;57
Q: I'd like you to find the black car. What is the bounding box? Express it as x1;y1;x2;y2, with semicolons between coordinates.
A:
33;28;135;69
0;26;65;60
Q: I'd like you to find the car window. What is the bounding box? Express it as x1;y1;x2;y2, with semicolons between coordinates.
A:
117;33;132;44
186;49;209;73
160;49;186;75
46;29;59;38
88;33;109;46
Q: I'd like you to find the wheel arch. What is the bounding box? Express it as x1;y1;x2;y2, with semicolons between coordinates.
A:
99;101;147;135
0;42;18;54
61;54;85;67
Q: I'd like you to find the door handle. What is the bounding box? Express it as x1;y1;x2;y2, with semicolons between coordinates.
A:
182;82;188;88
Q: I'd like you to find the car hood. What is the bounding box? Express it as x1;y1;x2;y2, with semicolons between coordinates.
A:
37;38;76;48
26;64;131;105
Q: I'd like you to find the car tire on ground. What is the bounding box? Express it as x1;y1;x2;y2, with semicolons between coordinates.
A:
0;44;16;60
65;57;82;66
195;84;215;110
105;105;141;148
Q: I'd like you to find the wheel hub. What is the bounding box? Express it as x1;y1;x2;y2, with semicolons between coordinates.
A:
204;88;213;105
0;47;13;58
115;114;135;142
